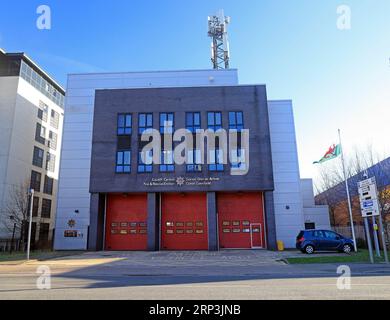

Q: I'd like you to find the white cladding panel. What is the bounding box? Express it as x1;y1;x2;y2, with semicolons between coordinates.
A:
268;100;304;248
301;179;331;230
54;69;239;250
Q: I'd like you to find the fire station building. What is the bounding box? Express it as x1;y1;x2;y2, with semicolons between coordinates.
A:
54;69;306;251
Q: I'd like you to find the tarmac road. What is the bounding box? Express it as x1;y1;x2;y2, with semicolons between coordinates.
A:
0;251;389;300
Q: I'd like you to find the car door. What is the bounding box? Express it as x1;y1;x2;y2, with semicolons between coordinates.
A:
323;231;341;250
312;230;326;250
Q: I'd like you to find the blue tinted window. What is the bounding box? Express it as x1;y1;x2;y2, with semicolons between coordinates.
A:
208;112;222;131
116;151;131;173
229;112;244;131
118;114;132;135
139;113;153;134
186;112;201;133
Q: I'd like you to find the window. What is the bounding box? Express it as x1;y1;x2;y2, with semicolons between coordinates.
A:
160;150;174;172
229;111;244;131
207;112;222;131
32;197;39;217
50;109;59;129
230;149;246;171
46;152;56;172
117;114;132;135
48;131;57;150
38;101;48;122
39;223;50;242
30;171;41;192
186;112;201;133
138;113;153;134
187;149;202;172
138;150;153;173
324;231;338;240
41;199;52;218
305;222;316;230
35;123;46;145
159;113;174;134
209;149;224;172
159;113;175;172
186;113;202;172
32;147;44;168
313;230;324;238
43;176;54;195
116;151;131;173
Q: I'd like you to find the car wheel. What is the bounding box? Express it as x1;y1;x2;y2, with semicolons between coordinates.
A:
305;245;315;255
342;244;352;254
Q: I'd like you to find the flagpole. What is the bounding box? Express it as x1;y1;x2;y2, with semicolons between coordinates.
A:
338;129;357;252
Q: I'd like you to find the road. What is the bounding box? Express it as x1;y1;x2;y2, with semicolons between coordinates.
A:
0;251;389;300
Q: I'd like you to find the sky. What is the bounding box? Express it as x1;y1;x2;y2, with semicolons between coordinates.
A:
1;0;390;183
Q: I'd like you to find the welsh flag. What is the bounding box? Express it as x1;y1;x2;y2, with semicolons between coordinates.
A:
313;144;341;164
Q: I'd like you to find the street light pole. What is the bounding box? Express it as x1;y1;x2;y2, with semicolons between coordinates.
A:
26;189;34;261
9;215;16;254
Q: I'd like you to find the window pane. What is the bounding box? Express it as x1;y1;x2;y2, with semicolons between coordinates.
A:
237;112;243;125
124;151;131;165
125;115;132;127
229;112;236;125
139;114;146;127
160;113;166;124
118;115;125;128
146;114;152;126
215;112;222;125
117;152;123;165
194;113;200;125
186;113;193;125
208;112;214;125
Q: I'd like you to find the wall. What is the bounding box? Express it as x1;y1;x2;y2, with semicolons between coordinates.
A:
54;69;240;250
268;100;304;248
300;178;331;230
0;75;64;240
90;85;274;193
0;76;18;237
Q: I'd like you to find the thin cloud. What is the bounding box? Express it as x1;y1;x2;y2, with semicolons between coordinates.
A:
38;52;106;74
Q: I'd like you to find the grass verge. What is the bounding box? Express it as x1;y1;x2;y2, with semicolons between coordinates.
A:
0;250;84;263
286;249;389;264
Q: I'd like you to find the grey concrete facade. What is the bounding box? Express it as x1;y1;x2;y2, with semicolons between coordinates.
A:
87;85;277;251
90;85;274;193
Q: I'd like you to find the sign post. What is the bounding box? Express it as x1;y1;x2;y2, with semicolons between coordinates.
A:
363;217;374;264
377;211;389;264
372;216;381;257
358;177;389;264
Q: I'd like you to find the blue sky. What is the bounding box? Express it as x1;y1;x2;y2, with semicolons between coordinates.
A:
1;0;390;181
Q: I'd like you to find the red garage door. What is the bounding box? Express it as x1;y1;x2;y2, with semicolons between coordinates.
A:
218;193;266;249
161;193;208;250
105;194;148;251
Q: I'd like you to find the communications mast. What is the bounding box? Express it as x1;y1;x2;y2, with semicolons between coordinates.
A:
208;9;231;69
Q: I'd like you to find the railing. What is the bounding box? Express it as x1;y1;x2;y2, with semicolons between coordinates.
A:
0;239;22;253
333;225;366;240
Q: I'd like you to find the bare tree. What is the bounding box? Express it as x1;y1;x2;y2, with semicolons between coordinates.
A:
315;145;390;240
1;181;31;246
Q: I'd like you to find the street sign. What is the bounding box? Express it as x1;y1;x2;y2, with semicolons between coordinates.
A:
358;176;389;264
358;177;380;217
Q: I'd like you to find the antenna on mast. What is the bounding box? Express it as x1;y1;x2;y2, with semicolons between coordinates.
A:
208;9;231;69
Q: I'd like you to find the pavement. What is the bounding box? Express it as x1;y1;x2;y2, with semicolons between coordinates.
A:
0;250;390;300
